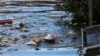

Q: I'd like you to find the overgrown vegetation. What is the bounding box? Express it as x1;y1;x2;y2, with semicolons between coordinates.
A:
55;0;100;28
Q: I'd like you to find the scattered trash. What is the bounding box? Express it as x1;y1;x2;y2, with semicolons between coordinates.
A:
19;23;24;29
12;22;24;29
26;37;41;47
0;20;12;25
0;3;80;56
20;27;29;32
44;33;55;44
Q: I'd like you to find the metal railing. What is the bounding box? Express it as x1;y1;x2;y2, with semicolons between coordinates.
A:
82;24;100;47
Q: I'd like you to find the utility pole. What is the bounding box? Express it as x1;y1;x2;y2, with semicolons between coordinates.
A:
88;0;93;26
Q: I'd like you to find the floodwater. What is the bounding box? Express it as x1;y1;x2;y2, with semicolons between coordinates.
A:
0;1;80;56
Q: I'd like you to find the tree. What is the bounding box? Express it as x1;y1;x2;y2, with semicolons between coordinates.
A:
55;0;100;28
